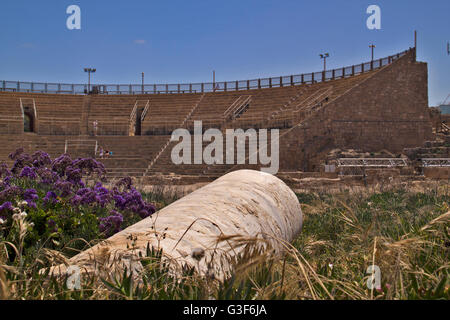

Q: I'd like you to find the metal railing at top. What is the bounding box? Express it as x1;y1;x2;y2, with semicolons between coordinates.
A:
0;48;413;95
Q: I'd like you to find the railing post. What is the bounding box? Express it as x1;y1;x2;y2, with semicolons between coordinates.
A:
165;84;168;93
2;80;5;91
311;73;314;83
17;81;20;92
178;84;180;93
290;75;294;86
235;80;238;91
301;74;304;84
224;82;227;92
153;84;156;94
351;65;355;76
258;79;261;89
201;83;204;93
129;85;132;94
247;80;250;90
332;69;335;80
189;83;192;93
361;63;364;73
279;76;283;87
58;83;61;93
269;78;272;88
31;82;34;92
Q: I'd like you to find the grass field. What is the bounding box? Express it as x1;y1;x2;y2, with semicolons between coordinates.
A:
1;181;448;300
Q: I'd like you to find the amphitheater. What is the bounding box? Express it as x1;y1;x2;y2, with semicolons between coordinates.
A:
1;46;449;190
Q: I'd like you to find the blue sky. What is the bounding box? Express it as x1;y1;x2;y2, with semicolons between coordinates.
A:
0;0;448;105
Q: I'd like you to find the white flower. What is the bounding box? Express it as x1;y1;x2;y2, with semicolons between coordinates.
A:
18;201;27;207
13;207;21;214
12;213;20;221
328;263;333;270
20;212;27;218
29;222;35;228
0;218;5;225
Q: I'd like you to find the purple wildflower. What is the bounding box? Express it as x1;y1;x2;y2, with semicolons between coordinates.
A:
10;152;33;175
31;151;51;168
0;186;23;202
23;188;38;201
71;158;106;178
79;189;97;205
113;188;156;218
99;211;123;236
65;166;82;185
0;201;13;214
38;168;60;184
0;162;11;178
43;191;58;204
71;195;82;206
26;200;37;209
54;181;73;197
0;176;12;189
113;194;126;210
51;154;73;176
9;148;24;160
115;177;133;190
20;166;37;179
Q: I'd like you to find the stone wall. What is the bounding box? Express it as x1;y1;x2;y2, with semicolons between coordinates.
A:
279;49;434;171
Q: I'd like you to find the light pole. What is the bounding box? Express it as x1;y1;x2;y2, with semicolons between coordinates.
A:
369;44;376;61
319;53;329;71
84;68;96;94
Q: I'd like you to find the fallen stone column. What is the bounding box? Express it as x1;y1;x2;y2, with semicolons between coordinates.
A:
51;170;303;278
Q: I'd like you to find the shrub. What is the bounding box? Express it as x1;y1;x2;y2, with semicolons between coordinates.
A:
0;149;156;256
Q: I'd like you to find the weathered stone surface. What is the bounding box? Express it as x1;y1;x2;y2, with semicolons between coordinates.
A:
279;49;433;171
50;170;303;278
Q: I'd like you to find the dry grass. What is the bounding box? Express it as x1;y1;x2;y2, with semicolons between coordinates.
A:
0;185;448;300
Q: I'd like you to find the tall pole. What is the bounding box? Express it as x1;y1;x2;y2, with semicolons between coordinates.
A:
414;30;417;61
414;30;417;50
369;44;376;61
319;53;329;72
213;70;215;92
84;68;96;94
142;72;144;94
